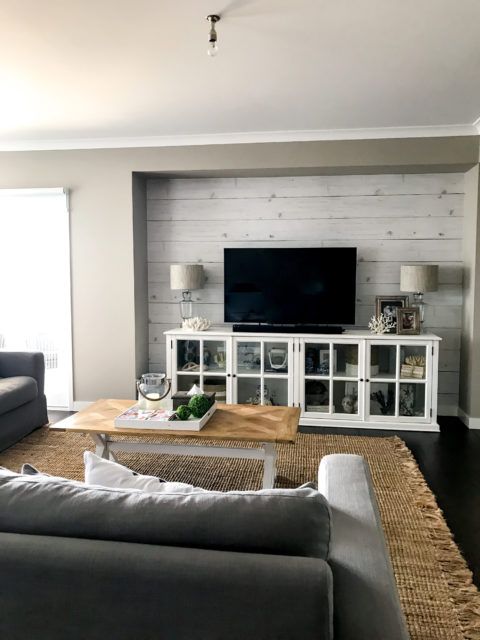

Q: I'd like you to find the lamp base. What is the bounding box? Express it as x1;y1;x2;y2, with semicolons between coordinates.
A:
180;290;193;322
411;292;425;327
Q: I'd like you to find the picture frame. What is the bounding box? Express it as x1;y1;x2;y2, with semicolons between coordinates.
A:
396;307;421;335
375;296;410;333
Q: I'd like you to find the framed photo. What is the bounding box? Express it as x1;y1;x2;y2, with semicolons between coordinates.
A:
396;307;421;335
375;296;409;333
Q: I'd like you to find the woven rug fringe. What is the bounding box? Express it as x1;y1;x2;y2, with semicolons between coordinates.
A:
393;437;480;639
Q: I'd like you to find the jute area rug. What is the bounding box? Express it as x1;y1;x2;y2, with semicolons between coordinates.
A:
1;428;480;640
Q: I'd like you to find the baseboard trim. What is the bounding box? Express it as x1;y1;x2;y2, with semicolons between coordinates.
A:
73;401;94;411
458;408;480;429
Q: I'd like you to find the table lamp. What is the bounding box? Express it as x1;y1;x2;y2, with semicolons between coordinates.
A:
170;264;205;322
400;264;438;325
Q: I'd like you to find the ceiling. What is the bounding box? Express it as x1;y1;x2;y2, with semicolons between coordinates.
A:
0;0;479;149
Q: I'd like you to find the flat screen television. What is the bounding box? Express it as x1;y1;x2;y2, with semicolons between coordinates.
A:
224;247;357;326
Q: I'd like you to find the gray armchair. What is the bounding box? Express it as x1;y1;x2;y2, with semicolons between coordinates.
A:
0;351;48;451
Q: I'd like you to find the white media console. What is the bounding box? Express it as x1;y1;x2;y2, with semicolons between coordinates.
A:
165;329;441;432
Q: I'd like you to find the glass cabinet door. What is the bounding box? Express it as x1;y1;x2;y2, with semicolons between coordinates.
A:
369;381;396;417
370;344;397;379
202;339;228;402
303;342;331;413
302;341;363;418
333;381;360;416
398;344;428;418
234;339;291;406
236;341;261;374
399;345;427;380
177;339;201;373
367;341;429;422
174;338;228;400
237;377;261;404
305;378;330;413
399;383;426;418
264;342;289;374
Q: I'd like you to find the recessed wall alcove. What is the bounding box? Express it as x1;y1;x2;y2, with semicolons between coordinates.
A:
132;170;465;416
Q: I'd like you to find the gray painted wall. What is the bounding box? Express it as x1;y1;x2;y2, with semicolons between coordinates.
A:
460;165;480;421
147;172;464;414
132;173;149;379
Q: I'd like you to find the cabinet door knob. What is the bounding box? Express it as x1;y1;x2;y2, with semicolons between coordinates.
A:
227;373;231;377
360;378;364;382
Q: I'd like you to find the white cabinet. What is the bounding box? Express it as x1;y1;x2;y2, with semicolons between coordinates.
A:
165;330;441;432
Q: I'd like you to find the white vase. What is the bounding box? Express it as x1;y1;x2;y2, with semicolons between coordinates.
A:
346;363;379;377
346;363;358;376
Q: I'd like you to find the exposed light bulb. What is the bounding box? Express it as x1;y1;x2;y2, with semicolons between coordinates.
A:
206;14;220;58
207;41;219;57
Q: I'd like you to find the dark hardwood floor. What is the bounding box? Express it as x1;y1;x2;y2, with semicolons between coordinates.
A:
48;410;480;587
302;416;480;588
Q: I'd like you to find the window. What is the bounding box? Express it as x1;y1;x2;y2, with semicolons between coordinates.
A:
0;188;72;408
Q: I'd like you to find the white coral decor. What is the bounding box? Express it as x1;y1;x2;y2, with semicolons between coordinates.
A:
368;313;396;335
182;316;211;331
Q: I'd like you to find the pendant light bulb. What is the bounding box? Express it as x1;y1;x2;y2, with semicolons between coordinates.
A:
206;15;220;57
207;41;219;57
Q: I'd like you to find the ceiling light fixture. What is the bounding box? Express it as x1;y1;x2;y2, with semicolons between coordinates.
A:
206;14;220;57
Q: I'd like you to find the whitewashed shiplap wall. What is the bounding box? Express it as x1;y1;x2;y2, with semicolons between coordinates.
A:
146;173;464;414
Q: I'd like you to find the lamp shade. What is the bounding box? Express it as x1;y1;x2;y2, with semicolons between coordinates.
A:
400;265;438;292
170;264;205;291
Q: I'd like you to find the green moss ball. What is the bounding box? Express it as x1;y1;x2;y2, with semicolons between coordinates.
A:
175;405;191;421
188;394;211;418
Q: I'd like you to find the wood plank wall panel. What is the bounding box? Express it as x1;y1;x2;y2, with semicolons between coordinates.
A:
146;173;464;415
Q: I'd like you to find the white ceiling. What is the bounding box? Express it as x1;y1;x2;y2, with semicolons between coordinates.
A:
0;0;479;149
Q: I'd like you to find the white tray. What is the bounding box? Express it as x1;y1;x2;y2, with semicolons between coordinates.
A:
114;402;217;431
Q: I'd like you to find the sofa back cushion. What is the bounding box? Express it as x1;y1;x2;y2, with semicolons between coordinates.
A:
0;468;331;560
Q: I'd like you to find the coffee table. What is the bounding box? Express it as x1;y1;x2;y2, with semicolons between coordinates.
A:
50;399;300;489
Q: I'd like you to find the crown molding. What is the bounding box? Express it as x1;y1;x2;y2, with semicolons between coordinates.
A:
0;123;477;152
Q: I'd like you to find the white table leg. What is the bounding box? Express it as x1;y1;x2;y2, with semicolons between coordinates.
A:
92;433;109;459
262;443;277;489
91;436;277;489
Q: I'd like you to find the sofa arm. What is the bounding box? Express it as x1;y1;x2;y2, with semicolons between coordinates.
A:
0;352;45;395
318;454;409;640
0;533;333;640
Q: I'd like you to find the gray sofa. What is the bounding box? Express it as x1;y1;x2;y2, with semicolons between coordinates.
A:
0;454;409;640
0;351;48;451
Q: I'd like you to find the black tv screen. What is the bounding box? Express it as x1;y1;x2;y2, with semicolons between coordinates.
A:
224;248;357;325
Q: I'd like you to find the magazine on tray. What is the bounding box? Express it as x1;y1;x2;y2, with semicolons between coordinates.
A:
114;403;217;431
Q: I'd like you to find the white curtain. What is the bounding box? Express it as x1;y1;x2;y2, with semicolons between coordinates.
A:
0;188;72;408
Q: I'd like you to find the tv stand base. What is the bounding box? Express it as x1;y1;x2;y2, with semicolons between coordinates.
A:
232;324;344;334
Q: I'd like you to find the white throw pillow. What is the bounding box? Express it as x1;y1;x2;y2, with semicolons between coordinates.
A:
84;451;205;493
